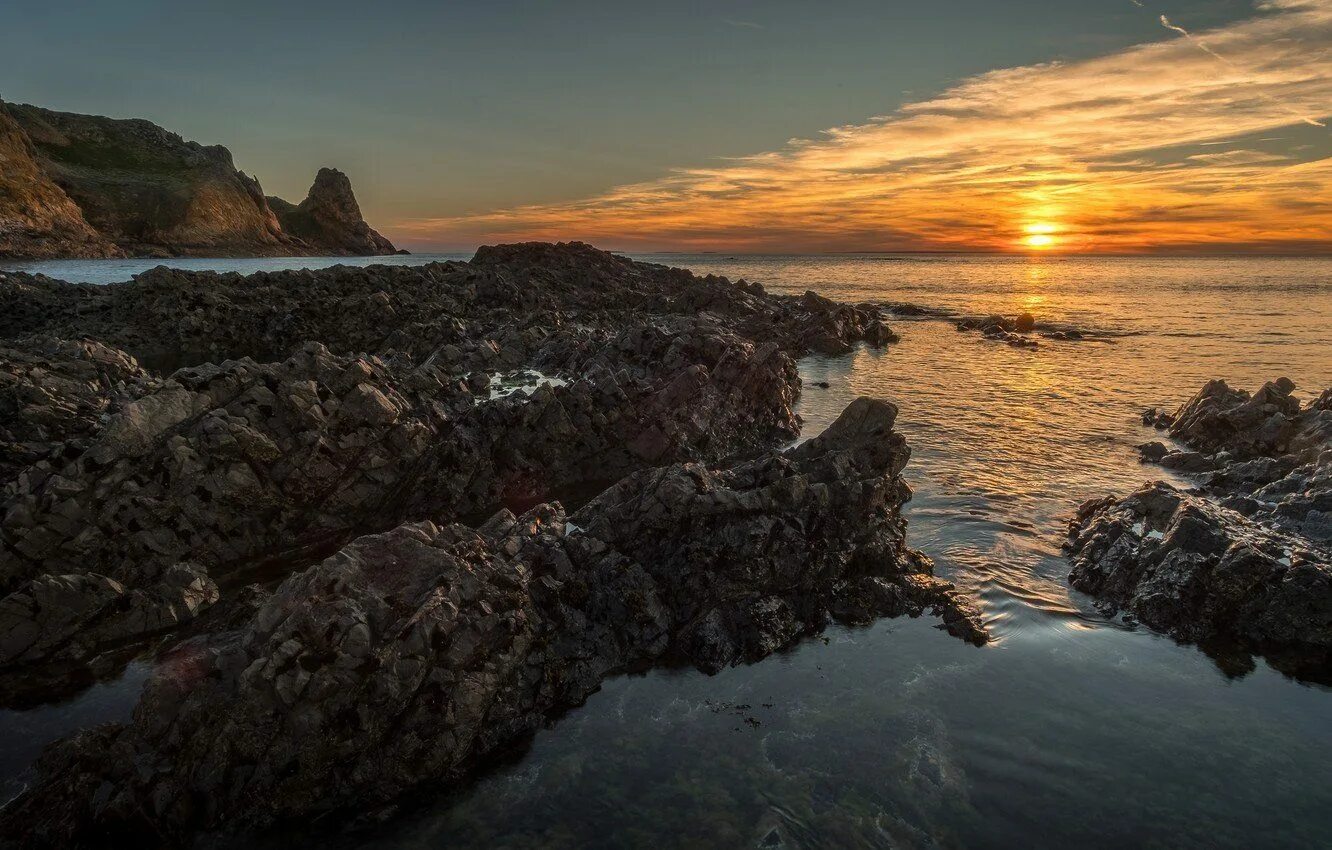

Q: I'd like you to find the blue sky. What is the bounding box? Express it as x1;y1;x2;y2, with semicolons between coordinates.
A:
1;2;1260;220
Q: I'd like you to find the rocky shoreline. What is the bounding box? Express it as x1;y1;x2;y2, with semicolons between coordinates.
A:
1066;378;1332;679
0;242;983;846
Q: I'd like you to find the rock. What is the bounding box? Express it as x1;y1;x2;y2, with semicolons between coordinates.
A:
0;99;391;259
0;102;120;259
1167;377;1305;458
0;327;806;671
0;564;218;667
1142;407;1175;430
1014;312;1036;333
0;244;915;683
268;167;396;256
1159;450;1217;473
1;242;896;368
1067;482;1330;677
0;398;985;845
0;336;152;483
1073;378;1332;679
1138;441;1170;463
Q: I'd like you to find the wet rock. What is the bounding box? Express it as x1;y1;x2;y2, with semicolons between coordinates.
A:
1067;482;1330;677
1138;441;1170;463
0;398;985;845
1073;378;1332;679
1014;312;1036;333
1141;407;1174;430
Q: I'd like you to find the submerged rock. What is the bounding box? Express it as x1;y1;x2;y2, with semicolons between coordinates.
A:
0;398;984;846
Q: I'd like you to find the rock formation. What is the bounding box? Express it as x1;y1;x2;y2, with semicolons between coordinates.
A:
1067;378;1332;679
0;99;394;259
0;242;987;845
269;167;396;256
0;398;982;846
0;102;120;259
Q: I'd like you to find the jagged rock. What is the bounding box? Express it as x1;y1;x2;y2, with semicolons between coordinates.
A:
0;242;894;369
1067;482;1330;677
0;243;905;682
0;398;984;846
0;564;218;667
1072;379;1332;679
1167;377;1306;458
269;167;395;256
0;336;152;483
0;323;802;671
0;99;392;259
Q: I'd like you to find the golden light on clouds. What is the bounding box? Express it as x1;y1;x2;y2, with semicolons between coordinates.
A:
401;0;1332;253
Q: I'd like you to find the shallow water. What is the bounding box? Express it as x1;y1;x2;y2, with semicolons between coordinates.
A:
2;253;1330;847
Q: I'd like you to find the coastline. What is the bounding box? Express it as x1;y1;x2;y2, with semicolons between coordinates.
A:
0;242;1326;847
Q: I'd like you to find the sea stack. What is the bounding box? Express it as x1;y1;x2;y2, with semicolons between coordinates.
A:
268;167;397;256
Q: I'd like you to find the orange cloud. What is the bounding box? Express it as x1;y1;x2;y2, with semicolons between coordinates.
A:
399;0;1332;253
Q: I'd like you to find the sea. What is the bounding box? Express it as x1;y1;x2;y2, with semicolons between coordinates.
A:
2;252;1330;849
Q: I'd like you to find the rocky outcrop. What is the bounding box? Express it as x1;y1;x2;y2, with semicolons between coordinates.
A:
0;328;800;669
1067;483;1330;677
0;243;980;846
269;167;396;256
0;103;120;259
1069;378;1332;679
0;242;895;369
0;336;151;483
0;100;394;259
0;245;905;676
0;398;984;846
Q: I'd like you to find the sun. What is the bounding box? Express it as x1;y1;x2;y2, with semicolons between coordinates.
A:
1021;222;1058;250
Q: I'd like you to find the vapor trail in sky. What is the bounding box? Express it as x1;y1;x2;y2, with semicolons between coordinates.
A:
1159;13;1326;127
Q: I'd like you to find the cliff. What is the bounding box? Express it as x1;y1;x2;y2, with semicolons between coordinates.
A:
0;99;395;259
0;102;121;259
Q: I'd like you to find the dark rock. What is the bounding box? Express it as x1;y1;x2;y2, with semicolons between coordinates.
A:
0;398;985;845
268;167;396;256
1073;378;1332;680
1067;482;1330;677
0;336;152;483
1014;312;1036;333
1138;441;1169;463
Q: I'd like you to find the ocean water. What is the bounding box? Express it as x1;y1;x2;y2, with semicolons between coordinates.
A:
2;253;1330;848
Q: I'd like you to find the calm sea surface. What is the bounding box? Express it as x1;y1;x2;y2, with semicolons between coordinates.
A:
2;253;1330;848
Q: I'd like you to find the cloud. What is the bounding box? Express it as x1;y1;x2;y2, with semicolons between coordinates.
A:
723;19;764;30
400;0;1332;252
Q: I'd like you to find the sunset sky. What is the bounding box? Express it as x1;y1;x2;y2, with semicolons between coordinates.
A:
3;0;1329;253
